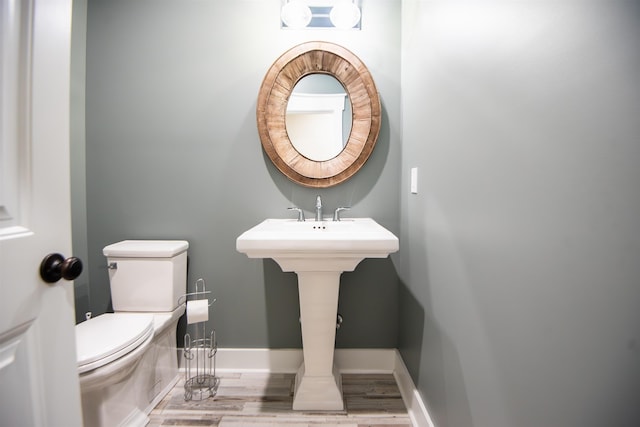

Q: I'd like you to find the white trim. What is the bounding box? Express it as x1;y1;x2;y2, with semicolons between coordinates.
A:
287;93;346;115
215;348;302;373
335;348;396;373
185;348;434;427
393;349;436;427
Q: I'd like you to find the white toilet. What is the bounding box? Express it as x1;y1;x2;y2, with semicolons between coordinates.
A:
75;240;189;427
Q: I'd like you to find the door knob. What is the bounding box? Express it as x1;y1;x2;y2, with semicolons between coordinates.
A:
39;253;83;283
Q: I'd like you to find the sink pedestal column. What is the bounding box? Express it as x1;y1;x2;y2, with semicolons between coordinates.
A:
293;271;343;410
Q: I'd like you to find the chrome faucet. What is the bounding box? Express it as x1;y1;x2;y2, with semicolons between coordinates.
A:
333;206;351;221
287;207;305;222
315;195;323;221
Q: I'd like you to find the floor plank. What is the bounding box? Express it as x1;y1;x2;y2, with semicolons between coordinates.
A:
149;373;413;427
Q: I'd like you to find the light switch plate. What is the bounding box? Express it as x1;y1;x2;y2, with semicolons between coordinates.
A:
410;167;418;194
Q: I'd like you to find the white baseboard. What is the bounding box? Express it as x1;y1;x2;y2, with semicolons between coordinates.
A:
392;349;436;427
181;348;433;427
215;348;302;373
205;348;398;373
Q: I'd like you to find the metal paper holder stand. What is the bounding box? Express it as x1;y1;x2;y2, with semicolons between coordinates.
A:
180;278;218;401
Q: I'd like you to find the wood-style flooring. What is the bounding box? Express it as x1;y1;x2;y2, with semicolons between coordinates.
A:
149;372;413;427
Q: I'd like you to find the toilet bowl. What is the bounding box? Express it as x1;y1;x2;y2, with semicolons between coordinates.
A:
77;313;154;387
75;240;189;427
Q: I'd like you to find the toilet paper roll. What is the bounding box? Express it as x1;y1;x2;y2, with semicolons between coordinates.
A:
186;299;209;324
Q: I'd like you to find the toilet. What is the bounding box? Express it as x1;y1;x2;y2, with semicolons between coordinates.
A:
75;240;189;427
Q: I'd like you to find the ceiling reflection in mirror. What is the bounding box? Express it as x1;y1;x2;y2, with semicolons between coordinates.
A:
286;74;352;161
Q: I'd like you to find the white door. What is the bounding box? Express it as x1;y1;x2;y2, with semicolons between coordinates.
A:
0;0;83;425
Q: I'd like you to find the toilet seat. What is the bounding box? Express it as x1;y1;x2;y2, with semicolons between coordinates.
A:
76;313;154;374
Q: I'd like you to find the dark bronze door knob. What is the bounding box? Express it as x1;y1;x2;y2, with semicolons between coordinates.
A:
39;253;83;283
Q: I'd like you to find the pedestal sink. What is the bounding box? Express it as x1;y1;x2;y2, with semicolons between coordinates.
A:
236;218;399;410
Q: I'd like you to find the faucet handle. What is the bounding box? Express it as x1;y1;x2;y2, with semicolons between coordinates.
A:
287;207;305;222
333;206;351;221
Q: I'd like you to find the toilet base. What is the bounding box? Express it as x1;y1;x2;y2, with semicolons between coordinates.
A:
79;310;183;427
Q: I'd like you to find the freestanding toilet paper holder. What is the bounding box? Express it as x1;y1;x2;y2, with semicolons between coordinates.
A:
179;278;218;401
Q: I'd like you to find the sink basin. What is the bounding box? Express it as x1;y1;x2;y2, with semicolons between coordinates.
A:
236;217;398;411
236;218;399;270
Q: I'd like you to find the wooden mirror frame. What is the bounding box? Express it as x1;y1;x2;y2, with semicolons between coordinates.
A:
257;42;381;188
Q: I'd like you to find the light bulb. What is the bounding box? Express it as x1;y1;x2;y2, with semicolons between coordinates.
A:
281;0;312;29
329;0;361;29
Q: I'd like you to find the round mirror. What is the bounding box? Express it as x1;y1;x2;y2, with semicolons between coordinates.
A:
286;74;352;161
257;42;381;188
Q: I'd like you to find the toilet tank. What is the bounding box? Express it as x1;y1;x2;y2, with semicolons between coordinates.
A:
103;240;189;312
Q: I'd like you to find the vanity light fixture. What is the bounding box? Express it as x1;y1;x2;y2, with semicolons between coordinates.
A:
281;0;361;30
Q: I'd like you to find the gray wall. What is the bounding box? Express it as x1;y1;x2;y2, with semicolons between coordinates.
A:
71;0;90;323
81;0;402;348
399;1;640;426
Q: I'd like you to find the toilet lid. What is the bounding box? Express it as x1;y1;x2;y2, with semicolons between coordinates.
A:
76;313;154;374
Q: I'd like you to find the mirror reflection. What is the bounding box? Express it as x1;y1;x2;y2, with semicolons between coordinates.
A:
286;74;352;161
